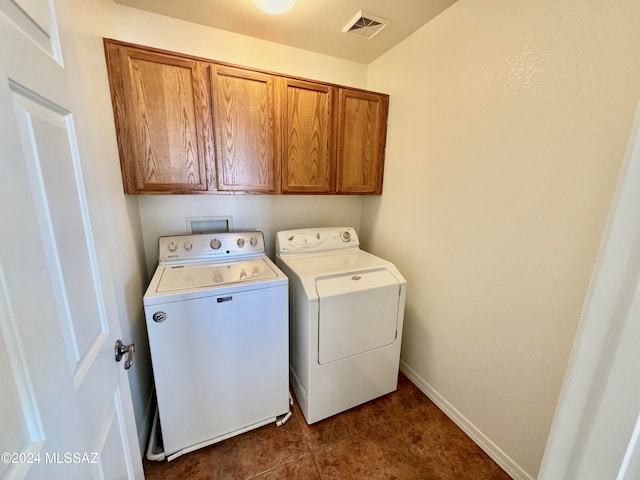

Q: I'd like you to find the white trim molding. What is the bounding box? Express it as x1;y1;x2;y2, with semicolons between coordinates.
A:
539;101;640;480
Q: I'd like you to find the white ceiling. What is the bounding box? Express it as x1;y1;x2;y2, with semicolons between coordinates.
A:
113;0;458;64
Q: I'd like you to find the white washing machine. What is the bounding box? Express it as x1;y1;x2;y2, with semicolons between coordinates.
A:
275;227;406;424
143;232;290;461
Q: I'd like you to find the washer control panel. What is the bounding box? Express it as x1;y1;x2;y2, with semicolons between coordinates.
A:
158;232;265;264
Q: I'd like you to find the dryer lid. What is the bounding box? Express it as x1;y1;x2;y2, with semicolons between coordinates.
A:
277;249;406;302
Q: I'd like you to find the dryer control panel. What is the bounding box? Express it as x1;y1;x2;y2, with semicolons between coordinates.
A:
276;227;360;254
158;232;265;264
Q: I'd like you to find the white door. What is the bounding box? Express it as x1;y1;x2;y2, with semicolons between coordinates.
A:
0;1;143;479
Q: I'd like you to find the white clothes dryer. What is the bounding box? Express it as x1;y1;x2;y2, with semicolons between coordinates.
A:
275;227;406;424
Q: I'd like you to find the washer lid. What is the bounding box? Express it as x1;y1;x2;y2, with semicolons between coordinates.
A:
156;258;278;292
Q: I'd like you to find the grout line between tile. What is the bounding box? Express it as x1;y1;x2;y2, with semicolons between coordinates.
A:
245;453;314;479
309;449;324;479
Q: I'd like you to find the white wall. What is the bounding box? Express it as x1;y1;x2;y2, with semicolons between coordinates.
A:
113;5;368;87
112;5;372;278
362;1;640;478
138;195;364;276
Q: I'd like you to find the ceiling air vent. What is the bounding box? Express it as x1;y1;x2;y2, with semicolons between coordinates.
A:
342;11;389;40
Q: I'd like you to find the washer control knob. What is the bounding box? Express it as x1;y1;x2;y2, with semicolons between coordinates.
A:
237;238;245;248
340;231;351;242
210;238;222;250
250;237;258;247
167;242;178;252
183;241;193;251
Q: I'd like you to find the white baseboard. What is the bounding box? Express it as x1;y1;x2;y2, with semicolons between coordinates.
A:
400;360;534;480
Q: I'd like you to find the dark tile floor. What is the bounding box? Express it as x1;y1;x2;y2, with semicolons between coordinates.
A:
144;374;511;479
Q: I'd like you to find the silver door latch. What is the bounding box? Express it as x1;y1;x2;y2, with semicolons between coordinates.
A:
115;340;135;370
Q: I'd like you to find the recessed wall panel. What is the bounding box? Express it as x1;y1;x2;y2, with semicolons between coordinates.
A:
11;86;108;381
0;0;62;62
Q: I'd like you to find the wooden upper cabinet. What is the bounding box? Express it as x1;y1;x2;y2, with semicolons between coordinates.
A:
281;79;336;193
211;65;279;193
337;89;389;194
104;40;213;194
103;40;389;195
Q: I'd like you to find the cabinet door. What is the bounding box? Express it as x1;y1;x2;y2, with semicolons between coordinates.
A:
281;79;336;193
336;89;389;194
104;42;213;193
211;65;279;193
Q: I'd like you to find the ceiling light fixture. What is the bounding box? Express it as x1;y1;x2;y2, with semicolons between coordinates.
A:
252;0;296;15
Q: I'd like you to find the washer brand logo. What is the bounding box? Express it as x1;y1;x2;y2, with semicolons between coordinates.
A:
217;296;233;303
152;311;167;323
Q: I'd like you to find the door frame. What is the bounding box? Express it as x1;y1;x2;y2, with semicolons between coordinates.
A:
539;100;640;479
